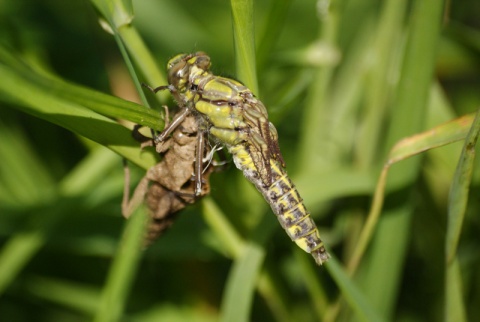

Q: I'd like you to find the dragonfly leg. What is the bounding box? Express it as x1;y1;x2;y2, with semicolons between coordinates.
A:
141;83;172;94
154;107;190;144
162;105;170;127
142;83;183;103
131;104;172;148
203;144;226;171
194;130;206;196
122;160;149;219
121;159;131;218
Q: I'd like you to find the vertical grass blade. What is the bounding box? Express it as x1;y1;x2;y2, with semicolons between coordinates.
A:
445;110;480;262
91;0;168;107
297;2;339;173
118;26;169;104
445;258;467;322
357;0;406;168
362;0;444;318
219;212;276;322
219;245;265;322
325;257;385;322
89;0;134;30
256;0;292;70
444;110;480;322
230;0;258;93
93;206;147;322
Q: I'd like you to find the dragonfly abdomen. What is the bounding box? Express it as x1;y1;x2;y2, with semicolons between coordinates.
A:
230;144;330;265
265;163;330;265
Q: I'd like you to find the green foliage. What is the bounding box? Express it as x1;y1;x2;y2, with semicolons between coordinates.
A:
0;0;480;321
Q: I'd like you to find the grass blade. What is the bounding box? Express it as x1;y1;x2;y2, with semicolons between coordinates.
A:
219;212;276;322
325;257;385;322
445;110;480;262
444;110;480;322
230;0;258;93
445;258;467;322
93;206;147;322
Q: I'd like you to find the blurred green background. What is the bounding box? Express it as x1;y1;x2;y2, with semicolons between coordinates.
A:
0;0;480;321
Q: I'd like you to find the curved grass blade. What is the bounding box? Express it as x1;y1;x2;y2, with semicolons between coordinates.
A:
0;52;159;170
0;47;162;131
348;112;477;273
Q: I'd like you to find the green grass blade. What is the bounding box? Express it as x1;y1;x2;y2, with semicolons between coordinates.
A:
0;113;55;206
362;0;445;318
356;0;407;168
201;197;245;258
325;257;385;322
297;2;339;173
89;0;134;30
25;276;100;315
388;113;476;166
256;271;291;322
0;55;158;170
347;111;476;271
0;206;63;295
90;0;168;107
446;110;480;262
0;48;162;131
220;244;265;322
203;198;292;321
118;26;169;103
59;147;121;196
0;146;122;295
445;258;467;322
256;0;292;70
294;250;330;320
443;110;480;322
219;212;276;322
230;0;258;93
94;206;147;322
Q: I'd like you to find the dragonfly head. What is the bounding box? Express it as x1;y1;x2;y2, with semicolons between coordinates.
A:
166;52;211;92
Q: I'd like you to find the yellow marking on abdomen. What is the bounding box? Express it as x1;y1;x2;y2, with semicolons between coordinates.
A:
230;154;330;265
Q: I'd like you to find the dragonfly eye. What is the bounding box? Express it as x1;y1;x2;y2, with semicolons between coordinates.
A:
168;60;189;89
193;52;211;71
167;53;188;69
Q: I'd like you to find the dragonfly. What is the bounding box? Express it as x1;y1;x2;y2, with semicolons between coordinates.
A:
122;107;215;245
146;52;330;265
